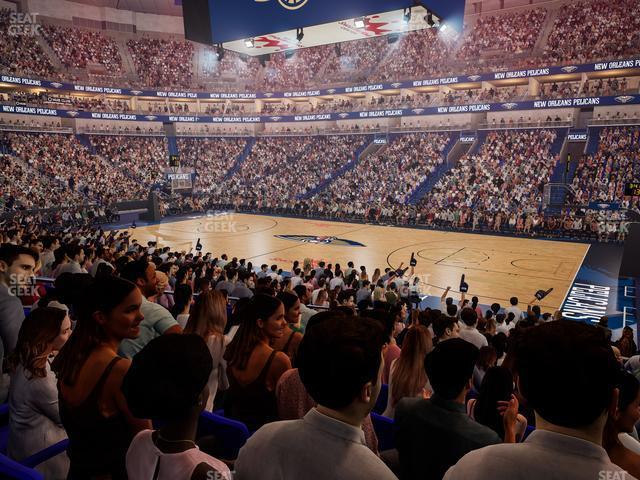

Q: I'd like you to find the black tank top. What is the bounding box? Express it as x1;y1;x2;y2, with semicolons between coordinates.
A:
225;350;278;432
59;356;133;480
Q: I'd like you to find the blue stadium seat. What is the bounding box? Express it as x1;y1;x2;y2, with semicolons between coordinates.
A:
373;384;388;414
0;454;43;480
0;403;9;455
370;413;395;451
522;424;535;441
20;439;69;469
197;411;250;460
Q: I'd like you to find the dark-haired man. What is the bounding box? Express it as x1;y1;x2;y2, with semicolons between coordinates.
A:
119;258;181;358
396;338;516;480
444;321;632;479
235;316;396;480
458;307;488;349
0;244;38;354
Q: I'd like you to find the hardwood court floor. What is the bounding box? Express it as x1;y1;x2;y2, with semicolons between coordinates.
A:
128;213;590;311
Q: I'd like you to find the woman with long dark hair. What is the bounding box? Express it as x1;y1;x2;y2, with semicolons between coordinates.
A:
467;366;527;442
8;307;72;479
184;290;228;411
272;291;303;363
223;294;291;431
170;283;193;329
51;276;151;480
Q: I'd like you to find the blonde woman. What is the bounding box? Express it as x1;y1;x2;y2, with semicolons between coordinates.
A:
184;290;229;411
383;325;433;418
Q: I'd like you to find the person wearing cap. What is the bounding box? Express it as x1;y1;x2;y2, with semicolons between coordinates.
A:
122;333;231;480
395;338;518;480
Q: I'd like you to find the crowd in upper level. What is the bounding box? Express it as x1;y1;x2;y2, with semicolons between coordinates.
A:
2;0;639;93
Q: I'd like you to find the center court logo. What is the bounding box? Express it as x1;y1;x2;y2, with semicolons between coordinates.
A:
275;235;365;247
255;0;309;10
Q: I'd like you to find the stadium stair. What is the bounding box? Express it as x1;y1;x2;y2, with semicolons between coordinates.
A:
223;138;255;181
167;136;179;157
300;134;375;200
75;134;96;154
586;127;603;155
406;133;460;205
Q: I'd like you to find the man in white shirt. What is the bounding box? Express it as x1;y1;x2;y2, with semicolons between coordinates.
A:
504;297;523;323
56;244;87;276
289;268;303;288
329;271;345;291
235;315;396;480
445;321;633;480
457;308;488;350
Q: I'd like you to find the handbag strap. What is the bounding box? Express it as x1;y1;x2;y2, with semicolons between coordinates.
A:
152;455;161;480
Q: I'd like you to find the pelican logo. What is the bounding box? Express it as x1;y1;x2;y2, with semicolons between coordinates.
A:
338;113;350;118
50;82;63;88
275;235;365;247
412;108;425;114
615;96;635;104
144;115;157;121
561;66;578;73
327;89;336;94
130;90;143;96
255;0;309;10
597;204;610;209
467;75;481;81
502;103;518;110
391;83;402;88
66;110;79;117
263;92;274;98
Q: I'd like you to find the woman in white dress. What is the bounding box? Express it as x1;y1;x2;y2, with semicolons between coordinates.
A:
8;306;72;479
184;290;229;411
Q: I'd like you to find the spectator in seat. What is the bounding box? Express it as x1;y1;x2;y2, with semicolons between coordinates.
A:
0;244;38;391
272;291;304;363
223;294;291;431
293;284;316;332
616;326;638;359
52;276;151;480
432;314;460;343
444;320;627;479
603;371;640;477
123;334;232;480
505;297;522;323
235;315;396;480
184;290;229;411
118;258;182;358
170;284;193;329
458;308;489;350
395;338;517;480
7;307;72;479
467;366;528;443
231;271;254;300
383;325;433;418
473;346;497;391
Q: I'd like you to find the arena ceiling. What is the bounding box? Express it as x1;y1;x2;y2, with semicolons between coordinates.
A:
67;0;183;16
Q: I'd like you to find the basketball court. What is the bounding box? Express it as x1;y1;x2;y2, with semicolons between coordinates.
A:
124;213;590;311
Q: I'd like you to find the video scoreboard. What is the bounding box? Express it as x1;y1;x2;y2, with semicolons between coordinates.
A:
625;182;640;196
